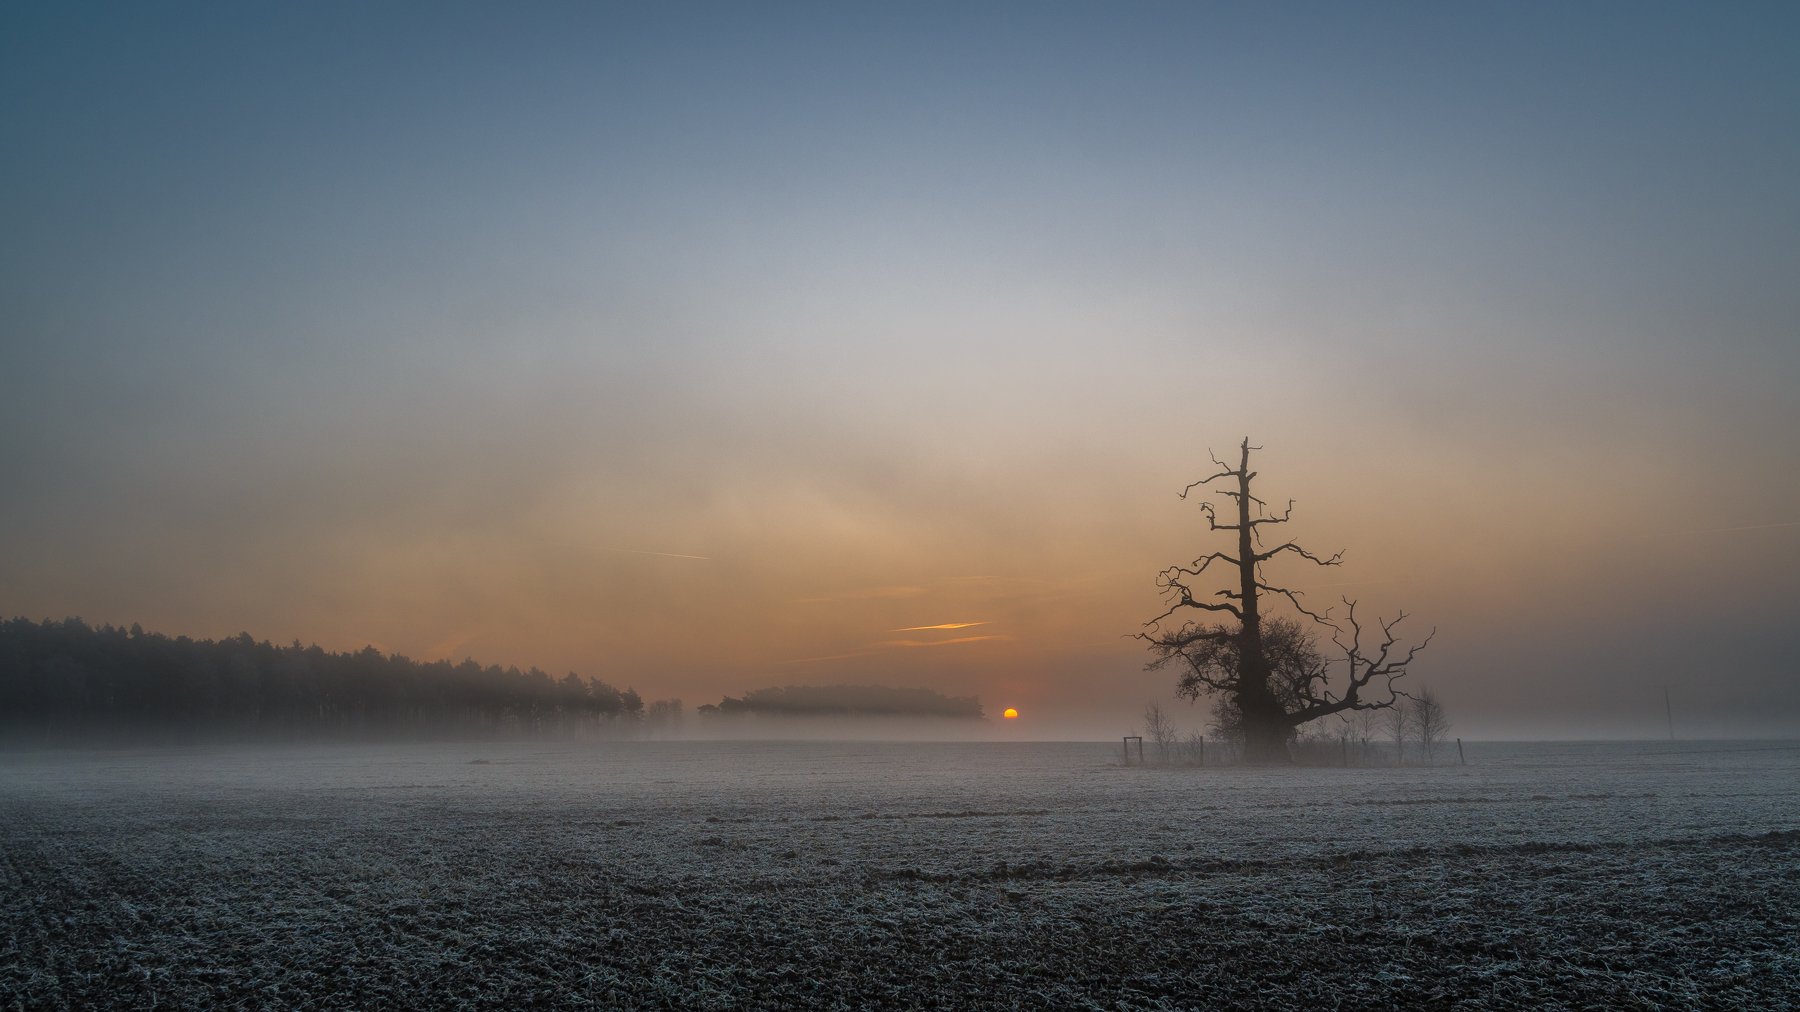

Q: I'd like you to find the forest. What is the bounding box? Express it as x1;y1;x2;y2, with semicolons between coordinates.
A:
0;617;652;738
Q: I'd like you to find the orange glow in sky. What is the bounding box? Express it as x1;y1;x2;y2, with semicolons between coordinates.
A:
4;5;1798;743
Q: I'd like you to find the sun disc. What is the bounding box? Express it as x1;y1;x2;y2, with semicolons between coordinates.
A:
1002;707;1019;719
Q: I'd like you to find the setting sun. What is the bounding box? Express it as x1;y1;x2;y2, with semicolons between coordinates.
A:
1002;708;1019;719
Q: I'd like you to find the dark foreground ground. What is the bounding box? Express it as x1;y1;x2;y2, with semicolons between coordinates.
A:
3;740;1797;1009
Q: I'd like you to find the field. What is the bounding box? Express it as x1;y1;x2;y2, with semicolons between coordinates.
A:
3;739;1797;1009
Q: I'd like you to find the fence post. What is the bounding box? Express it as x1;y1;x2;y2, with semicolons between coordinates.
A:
1456;738;1466;766
1122;736;1144;766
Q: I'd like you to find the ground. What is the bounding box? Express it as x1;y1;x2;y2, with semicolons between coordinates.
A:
2;740;1796;1009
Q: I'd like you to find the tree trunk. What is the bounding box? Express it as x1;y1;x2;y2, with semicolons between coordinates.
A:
1240;718;1291;764
1231;439;1291;764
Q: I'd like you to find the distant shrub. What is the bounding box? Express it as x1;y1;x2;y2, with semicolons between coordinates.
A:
705;684;983;719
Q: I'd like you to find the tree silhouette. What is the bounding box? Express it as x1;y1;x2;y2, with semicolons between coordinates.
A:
1142;702;1177;763
1140;439;1432;763
1167;616;1322;745
1412;686;1451;762
0;616;646;739
704;684;982;719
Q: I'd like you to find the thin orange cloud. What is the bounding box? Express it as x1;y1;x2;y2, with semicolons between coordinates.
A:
891;621;990;632
871;634;1008;649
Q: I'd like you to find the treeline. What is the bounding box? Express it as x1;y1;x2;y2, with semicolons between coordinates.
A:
698;684;983;719
0;617;665;738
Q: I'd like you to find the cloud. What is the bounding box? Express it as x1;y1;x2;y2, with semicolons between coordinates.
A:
870;634;1008;649
891;621;990;631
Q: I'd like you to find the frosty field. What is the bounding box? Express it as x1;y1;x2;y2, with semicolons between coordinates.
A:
3;739;1797;1009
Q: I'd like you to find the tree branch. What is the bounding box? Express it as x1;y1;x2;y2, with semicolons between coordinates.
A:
1167;553;1239;579
1144;570;1246;627
1255;542;1345;566
1254;582;1337;626
1145;597;1245;623
1197;502;1242;531
1301;598;1433;724
1179;467;1239;500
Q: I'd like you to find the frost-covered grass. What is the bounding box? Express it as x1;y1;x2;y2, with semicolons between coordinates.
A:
3;740;1797;1009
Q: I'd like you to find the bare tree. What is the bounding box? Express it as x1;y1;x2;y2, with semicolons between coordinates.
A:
1141;439;1433;763
1346;707;1381;765
1385;700;1412;766
1411;687;1450;763
1178;729;1207;767
1168;617;1325;745
1143;702;1178;765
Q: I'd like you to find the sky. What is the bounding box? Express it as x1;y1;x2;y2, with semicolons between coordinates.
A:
3;2;1798;740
